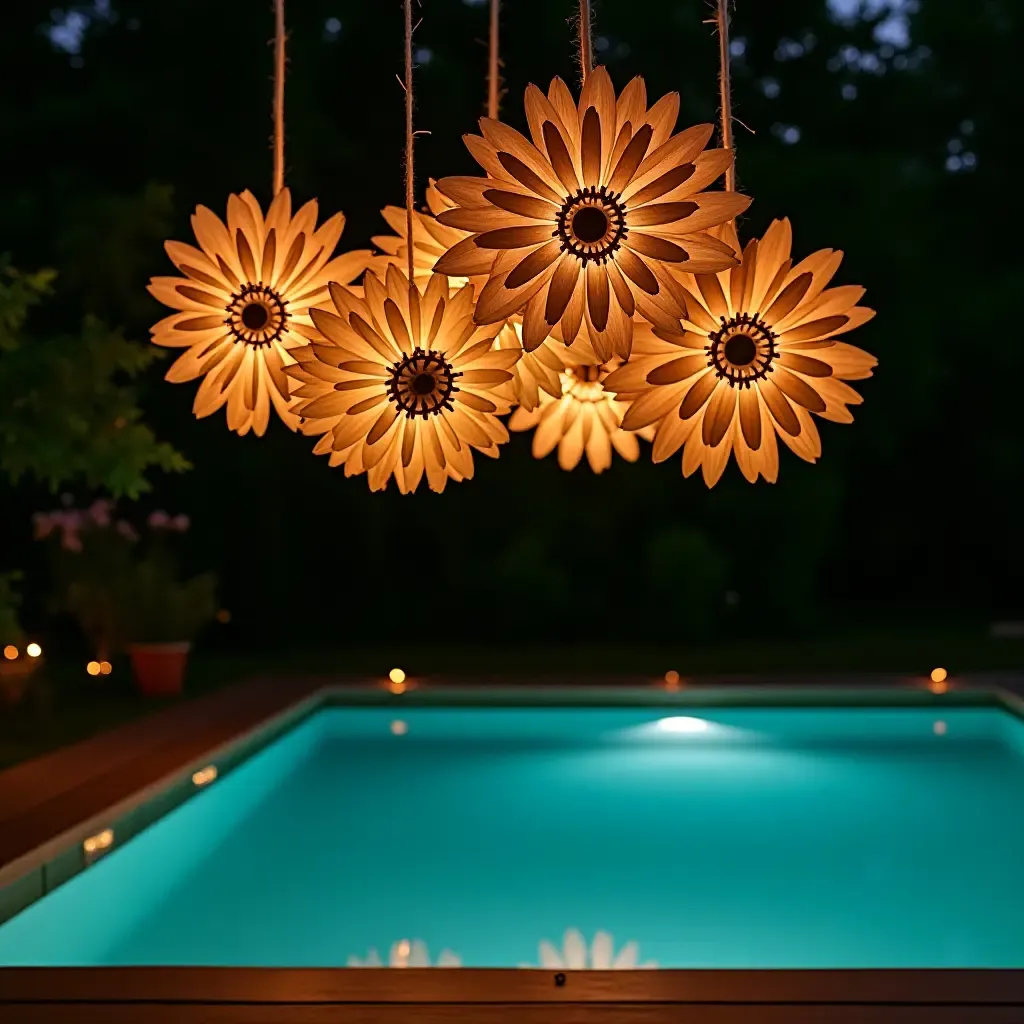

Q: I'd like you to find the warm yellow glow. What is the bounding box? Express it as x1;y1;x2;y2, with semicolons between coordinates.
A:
26;642;42;658
215;609;232;624
389;681;407;695
99;660;113;676
370;192;564;414
509;336;653;473
608;218;877;487
664;670;681;690
930;667;948;684
929;679;949;695
434;66;748;360
290;266;519;493
148;188;370;437
933;721;947;736
83;828;114;855
389;667;407;685
2;645;17;661
192;765;218;787
86;660;101;676
391;720;408;736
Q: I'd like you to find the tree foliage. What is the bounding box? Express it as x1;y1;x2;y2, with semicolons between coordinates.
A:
0;259;187;498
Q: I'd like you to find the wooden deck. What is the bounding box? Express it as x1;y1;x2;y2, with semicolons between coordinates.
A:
0;676;326;871
1;966;1022;1021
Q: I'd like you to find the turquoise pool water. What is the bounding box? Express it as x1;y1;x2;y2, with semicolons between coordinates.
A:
1;704;1023;968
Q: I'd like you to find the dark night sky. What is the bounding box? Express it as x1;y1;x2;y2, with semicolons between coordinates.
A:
1;0;1021;651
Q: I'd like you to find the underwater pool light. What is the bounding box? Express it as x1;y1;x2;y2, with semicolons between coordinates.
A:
656;716;709;734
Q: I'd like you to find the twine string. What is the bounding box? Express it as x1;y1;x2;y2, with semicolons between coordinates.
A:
273;0;286;195
578;0;593;82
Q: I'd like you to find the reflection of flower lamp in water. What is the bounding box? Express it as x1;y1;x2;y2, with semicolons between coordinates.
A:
347;939;461;968
523;929;657;969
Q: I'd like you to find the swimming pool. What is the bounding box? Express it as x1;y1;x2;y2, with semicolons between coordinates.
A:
2;697;1023;970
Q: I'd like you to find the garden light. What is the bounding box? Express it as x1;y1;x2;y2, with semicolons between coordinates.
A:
26;643;42;658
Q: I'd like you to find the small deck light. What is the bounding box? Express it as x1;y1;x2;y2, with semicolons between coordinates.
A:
2;645;17;661
86;660;101;676
83;828;114;857
99;660;113;675
388;667;407;693
929;667;949;693
664;670;681;690
26;643;42;658
192;765;218;787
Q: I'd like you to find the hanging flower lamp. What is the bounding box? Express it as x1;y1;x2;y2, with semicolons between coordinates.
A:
146;0;369;437
148;192;369;436
607;0;877;486
287;266;518;493
433;66;751;362
607;218;876;485
509;330;653;473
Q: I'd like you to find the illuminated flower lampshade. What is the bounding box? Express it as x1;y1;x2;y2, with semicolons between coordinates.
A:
433;66;750;361
606;218;876;486
509;331;653;473
148;189;370;436
522;929;658;970
286;265;520;493
370;182;565;413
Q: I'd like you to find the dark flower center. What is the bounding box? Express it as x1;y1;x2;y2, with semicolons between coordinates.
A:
572;207;610;244
706;314;778;388
723;333;757;367
411;372;436;395
241;302;270;331
555;186;628;264
225;284;288;347
387;347;463;419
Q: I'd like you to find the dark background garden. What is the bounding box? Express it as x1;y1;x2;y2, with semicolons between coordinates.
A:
1;0;1021;731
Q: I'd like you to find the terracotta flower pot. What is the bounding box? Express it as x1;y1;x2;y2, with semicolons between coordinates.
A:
128;641;191;697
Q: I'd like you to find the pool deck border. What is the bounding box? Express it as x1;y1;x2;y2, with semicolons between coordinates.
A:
2;674;1024;1021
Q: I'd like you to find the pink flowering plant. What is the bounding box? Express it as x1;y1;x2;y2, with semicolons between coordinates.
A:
35;499;215;652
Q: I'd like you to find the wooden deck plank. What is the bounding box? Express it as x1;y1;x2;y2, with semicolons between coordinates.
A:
0;677;324;869
1;968;1021;1004
0;1005;1021;1023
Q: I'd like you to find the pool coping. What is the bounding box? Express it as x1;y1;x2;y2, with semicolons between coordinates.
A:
2;679;1024;1018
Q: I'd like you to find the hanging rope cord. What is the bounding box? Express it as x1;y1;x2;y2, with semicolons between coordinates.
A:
402;0;417;283
272;0;286;195
487;0;502;119
716;0;737;192
578;0;593;81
